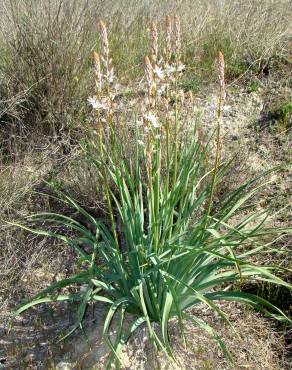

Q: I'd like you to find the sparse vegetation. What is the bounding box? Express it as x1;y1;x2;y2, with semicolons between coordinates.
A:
0;0;290;140
0;1;291;369
275;101;292;128
247;79;263;93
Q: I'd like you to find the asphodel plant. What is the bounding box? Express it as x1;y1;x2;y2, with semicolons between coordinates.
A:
10;17;291;369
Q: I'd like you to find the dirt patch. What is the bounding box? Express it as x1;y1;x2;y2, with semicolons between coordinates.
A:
1;301;288;369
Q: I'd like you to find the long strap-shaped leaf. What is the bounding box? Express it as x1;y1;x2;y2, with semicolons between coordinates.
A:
7;221;91;262
205;291;291;322
15;271;92;315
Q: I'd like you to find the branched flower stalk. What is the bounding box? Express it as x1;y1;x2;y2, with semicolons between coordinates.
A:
151;20;158;65
217;51;226;121
94;51;102;95
168;15;182;239
174;15;182;174
99;21;115;136
144;55;155;109
89;22;119;246
143;55;156;246
174;15;181;64
165;15;172;64
151;21;162;250
163;15;173;200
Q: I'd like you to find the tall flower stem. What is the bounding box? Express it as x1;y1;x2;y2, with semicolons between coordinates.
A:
95;22;119;247
154;127;161;250
168;16;181;239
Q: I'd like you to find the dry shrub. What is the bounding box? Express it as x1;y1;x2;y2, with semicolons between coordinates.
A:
0;0;99;139
0;0;290;145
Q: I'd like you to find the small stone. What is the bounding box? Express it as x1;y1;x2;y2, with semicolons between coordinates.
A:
56;361;74;370
56;362;74;370
0;358;7;365
120;352;131;368
24;353;35;363
231;134;239;141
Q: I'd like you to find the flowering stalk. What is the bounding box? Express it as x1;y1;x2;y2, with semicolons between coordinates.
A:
94;51;102;95
154;128;162;251
151;20;158;65
174;15;181;64
93;52;103;149
164;99;171;198
144;54;162;250
173;15;182;183
91;21;118;247
163;16;172;204
99;20;110;80
165;15;172;63
151;22;162;248
144;56;155;108
99;21;115;138
168;15;181;239
217;51;225;120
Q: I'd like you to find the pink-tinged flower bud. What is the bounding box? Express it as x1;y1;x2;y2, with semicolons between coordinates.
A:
151;21;158;64
165;15;172;62
100;20;109;60
217;51;225;119
174;15;181;62
94;52;102;93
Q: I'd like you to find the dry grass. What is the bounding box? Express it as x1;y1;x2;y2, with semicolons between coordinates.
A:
0;0;290;140
1;301;289;369
119;302;288;370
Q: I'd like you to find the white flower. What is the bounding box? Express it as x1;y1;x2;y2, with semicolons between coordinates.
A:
88;96;98;108
223;105;231;113
154;66;164;80
136;118;143;126
208;102;216;110
106;68;115;83
109;92;116;100
177;63;185;72
157;85;166;96
168;111;175;120
88;96;108;110
137;140;144;146
164;63;176;75
153;122;160;129
114;83;122;92
144;112;160;128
